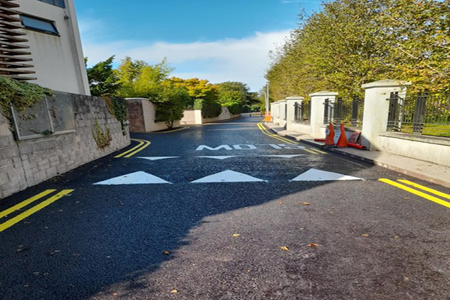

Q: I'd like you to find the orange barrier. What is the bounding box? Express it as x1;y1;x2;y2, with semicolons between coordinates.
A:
264;112;272;122
325;123;335;146
348;143;366;150
336;123;348;147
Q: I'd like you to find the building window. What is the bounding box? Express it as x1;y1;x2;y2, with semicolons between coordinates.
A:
38;0;65;8
21;15;59;35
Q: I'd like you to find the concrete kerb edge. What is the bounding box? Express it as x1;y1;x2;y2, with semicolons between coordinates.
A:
262;124;450;188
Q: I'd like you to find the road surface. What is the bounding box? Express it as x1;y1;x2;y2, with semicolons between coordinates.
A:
0;117;449;299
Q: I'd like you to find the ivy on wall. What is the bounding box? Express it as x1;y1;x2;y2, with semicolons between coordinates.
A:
92;118;112;149
103;96;128;135
0;77;54;123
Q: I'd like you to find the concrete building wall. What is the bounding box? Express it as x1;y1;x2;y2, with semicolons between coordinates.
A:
15;0;90;95
0;92;130;199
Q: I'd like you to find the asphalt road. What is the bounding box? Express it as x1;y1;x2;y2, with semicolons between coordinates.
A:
0;116;449;300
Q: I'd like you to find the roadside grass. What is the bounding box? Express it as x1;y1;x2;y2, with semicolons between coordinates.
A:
400;124;450;138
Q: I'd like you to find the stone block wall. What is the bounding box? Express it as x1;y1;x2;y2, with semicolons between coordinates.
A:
0;92;130;199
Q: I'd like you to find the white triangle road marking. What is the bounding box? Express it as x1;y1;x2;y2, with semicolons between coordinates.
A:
291;168;363;182
262;155;305;159
94;171;171;185
138;157;180;161
192;170;266;183
197;156;235;160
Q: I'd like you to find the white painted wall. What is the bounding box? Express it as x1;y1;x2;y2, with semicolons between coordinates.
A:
180;110;197;125
15;0;90;95
379;134;450;167
181;107;240;125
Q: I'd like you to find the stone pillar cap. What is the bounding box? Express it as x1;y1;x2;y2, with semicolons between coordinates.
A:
362;79;412;89
309;91;339;97
286;96;304;100
125;98;149;101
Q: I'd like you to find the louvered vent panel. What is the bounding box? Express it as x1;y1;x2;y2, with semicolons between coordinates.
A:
0;0;36;80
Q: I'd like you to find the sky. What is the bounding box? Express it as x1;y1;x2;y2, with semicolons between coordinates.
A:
75;0;322;91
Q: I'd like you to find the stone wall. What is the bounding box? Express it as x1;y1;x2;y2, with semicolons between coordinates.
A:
0;92;130;199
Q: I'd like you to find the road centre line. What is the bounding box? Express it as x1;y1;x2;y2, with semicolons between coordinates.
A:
379;178;450;209
398;180;450;200
0;189;74;232
0;189;56;219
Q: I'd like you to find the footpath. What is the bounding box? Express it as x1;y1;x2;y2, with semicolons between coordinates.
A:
264;122;450;188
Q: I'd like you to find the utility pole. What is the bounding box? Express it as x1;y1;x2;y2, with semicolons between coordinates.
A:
264;82;271;122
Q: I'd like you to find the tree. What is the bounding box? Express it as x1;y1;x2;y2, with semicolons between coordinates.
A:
266;0;450;100
167;77;219;107
86;56;121;97
115;57;173;98
217;82;249;113
153;83;190;128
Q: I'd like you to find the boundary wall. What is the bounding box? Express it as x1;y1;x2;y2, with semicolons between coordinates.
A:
270;80;449;167
0;92;130;199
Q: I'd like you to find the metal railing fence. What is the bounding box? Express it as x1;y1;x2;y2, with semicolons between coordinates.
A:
294;101;311;124
323;96;364;128
387;91;450;137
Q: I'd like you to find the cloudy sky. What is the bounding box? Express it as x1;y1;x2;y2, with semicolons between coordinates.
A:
75;0;322;91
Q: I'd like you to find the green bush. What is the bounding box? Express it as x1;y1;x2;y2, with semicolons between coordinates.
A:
153;85;190;128
194;98;222;118
226;103;242;115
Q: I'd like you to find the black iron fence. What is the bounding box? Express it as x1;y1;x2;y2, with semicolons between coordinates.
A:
323;96;364;128
387;91;450;137
294;101;310;124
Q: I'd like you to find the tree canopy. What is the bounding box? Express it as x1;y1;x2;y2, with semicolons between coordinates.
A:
266;0;450;100
86;56;121;97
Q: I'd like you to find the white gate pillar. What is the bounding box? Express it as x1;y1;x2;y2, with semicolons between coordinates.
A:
309;91;338;138
361;80;411;150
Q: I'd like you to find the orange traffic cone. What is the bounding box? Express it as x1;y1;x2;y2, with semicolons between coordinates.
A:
336;123;348;147
325;123;335;146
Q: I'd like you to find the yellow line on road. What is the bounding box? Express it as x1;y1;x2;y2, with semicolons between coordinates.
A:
302;148;319;155
0;189;56;219
312;148;327;155
115;139;145;158
398;180;450;200
379;178;450;209
0;189;74;232
152;127;190;133
124;139;151;158
257;123;296;145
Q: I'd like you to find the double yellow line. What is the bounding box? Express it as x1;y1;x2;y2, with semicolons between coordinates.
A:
257;122;296;145
0;189;74;232
257;123;326;155
115;138;151;158
379;178;450;209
